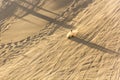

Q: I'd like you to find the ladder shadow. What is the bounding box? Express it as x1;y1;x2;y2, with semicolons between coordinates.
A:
13;1;72;29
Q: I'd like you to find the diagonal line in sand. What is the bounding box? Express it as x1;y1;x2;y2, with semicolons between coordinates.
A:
70;37;120;55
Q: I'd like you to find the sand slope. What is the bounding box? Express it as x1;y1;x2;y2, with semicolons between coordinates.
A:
0;0;120;80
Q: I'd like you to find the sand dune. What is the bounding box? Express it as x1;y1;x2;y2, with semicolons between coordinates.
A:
0;0;120;80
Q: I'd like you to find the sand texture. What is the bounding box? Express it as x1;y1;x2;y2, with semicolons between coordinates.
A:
0;0;120;80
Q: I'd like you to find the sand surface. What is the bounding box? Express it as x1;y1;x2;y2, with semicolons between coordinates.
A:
0;0;120;80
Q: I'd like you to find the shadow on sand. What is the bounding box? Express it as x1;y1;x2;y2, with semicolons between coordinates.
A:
70;37;120;55
12;1;72;28
0;1;17;21
19;0;62;16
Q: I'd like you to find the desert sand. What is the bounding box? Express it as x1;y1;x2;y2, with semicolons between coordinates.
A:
0;0;120;80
